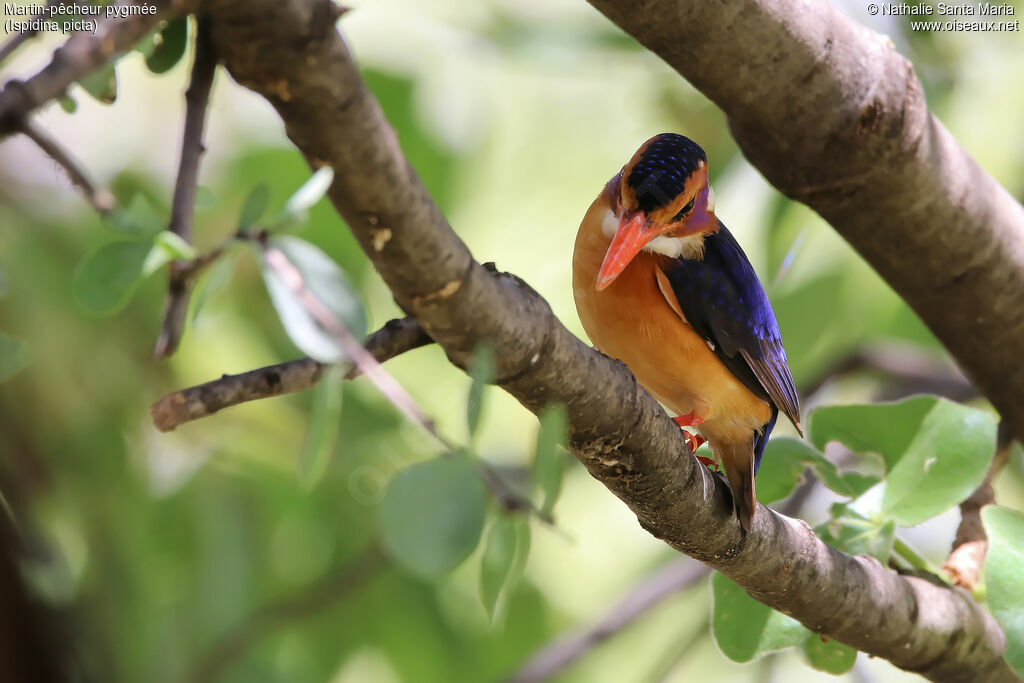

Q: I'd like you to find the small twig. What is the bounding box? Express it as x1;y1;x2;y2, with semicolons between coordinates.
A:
0;0;186;136
893;537;944;578
645;618;710;683
186;546;386;683
0;0;63;63
155;17;219;358
150;316;431;431
942;420;1014;590
507;472;818;682
262;244;545;518
802;342;977;403
262;244;453;445
506;559;711;683
19;120;115;213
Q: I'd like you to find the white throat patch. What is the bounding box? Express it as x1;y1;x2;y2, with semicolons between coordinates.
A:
646;233;706;259
601;209;705;260
601;209;619;239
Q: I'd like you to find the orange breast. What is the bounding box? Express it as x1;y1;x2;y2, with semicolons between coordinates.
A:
572;195;771;444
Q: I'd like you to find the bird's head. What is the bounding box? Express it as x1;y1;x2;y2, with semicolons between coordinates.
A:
596;133;718;291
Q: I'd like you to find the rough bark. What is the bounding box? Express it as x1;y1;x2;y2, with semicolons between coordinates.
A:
150;317;430;430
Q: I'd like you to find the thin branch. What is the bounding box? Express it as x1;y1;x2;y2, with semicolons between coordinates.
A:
0;0;194;136
150;316;431;431
166;17;216;246
186;546;386;683
19;120;115;214
507;473;818;682
203;2;1016;678
260;242;547;518
261;243;454;449
0;0;63;64
155;16;219;358
646;619;710;683
507;560;710;683
943;421;1015;591
802;343;977;404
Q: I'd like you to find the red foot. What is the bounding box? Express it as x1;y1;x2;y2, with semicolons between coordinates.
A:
672;412;705;427
672;414;712;467
678;428;707;454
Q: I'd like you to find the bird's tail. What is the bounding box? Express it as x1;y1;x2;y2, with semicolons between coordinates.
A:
717;438;756;533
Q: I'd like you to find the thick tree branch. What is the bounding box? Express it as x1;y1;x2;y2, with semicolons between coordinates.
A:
0;0;195;135
584;0;1024;445
200;1;1015;679
155;16;218;358
150;316;430;431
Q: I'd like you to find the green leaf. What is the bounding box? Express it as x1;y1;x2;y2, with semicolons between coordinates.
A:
260;236;366;363
479;516;529;621
78;62;117;104
802;632;857;674
73;240;152;314
194;186;217;210
145;18;188;74
0;331;30;382
134;28;158;59
380;456;487;578
754;439;809;504
757;437;877;503
299;366;343;489
466;344;495;441
104;194;164;236
813;397;996;525
510;517;531;585
58;95;77;114
534;405;568;517
238;183;269;229
142;231;196;277
283;167;334;217
269;167;335;229
816;516;895;565
191;249;237;323
712;572;805;661
810;398;933;471
982;506;1024;677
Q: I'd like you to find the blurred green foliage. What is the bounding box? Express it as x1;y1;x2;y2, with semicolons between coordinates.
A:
1;1;1023;682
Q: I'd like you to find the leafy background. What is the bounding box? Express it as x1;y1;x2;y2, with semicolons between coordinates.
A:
1;0;1023;681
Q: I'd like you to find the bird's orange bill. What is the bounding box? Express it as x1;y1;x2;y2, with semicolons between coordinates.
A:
596;212;656;291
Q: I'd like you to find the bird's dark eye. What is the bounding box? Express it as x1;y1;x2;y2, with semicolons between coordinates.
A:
672;196;696;222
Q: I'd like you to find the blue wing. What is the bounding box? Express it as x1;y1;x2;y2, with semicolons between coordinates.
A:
660;222;801;469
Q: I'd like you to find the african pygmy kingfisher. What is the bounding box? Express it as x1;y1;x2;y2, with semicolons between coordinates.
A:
573;133;802;532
